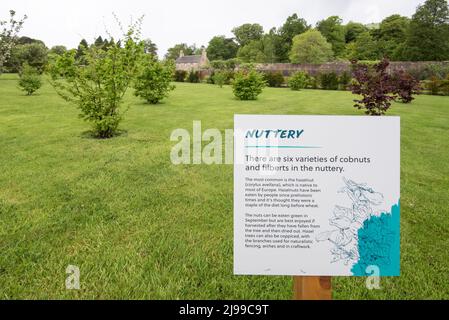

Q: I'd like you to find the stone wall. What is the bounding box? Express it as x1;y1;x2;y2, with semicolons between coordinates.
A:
252;61;449;77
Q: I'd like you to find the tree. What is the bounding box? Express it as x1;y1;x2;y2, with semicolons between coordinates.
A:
345;22;368;43
405;0;449;61
377;15;410;60
277;14;310;62
18;63;42;95
351;59;397;115
142;39;158;56
346;32;380;61
317;16;346;57
232;69;266;100
165;43;197;60
237;40;265;63
75;39;88;62
289;30;334;64
6;42;48;73
0;10;27;73
134;56;175;104
207;36;238;61
50;45;67;56
232;23;264;46
49;18;145;138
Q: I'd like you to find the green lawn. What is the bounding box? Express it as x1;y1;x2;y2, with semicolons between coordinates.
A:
0;74;448;300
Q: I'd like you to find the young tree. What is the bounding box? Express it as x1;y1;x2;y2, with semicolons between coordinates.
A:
18;63;42;95
134;56;175;104
351;59;397;115
289;30;334;64
405;0;449;61
49;18;145;138
207;36;239;61
232;69;266;100
317;16;346;57
0;10;27;73
232;23;264;46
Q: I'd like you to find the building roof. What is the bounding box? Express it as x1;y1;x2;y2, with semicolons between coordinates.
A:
176;55;202;64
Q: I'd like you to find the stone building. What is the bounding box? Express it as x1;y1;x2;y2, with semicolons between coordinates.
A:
175;48;209;71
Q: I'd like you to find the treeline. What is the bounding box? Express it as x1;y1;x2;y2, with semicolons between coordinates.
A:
168;0;449;63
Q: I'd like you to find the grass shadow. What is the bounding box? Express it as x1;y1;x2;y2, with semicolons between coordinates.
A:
80;129;128;140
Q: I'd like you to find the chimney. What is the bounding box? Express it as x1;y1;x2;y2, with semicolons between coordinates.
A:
179;50;185;58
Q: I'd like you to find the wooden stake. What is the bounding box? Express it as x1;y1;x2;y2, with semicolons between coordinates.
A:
293;276;332;300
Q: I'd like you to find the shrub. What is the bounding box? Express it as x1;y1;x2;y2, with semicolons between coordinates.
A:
18;63;42;95
339;71;352;90
319;72;339;90
134;57;175;104
174;70;187;82
391;70;421;103
288;71;308;91
263;72;285;88
232;69;266;100
351;58;397;116
424;77;441;95
187;70;200;83
49;20;144;139
307;76;318;89
212;71;227;88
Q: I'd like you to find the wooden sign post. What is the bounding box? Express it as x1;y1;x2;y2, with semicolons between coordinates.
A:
293;276;332;300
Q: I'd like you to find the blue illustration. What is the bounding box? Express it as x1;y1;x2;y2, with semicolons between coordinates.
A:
351;203;400;276
316;178;400;276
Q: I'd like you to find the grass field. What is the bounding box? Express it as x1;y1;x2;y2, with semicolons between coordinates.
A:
0;74;448;300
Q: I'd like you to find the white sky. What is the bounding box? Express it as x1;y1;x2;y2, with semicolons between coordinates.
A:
1;0;426;57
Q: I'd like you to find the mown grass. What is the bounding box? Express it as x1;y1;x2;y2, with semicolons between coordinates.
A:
0;74;448;299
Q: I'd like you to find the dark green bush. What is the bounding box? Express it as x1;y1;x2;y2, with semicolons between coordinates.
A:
288;71;308;91
232;69;266;100
339;71;352;90
187;70;200;83
263;72;285;88
174;70;187;82
319;72;339;90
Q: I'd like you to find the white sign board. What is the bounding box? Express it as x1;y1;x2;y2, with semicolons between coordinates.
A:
234;115;400;277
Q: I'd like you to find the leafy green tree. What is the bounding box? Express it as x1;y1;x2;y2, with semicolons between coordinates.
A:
18;63;41;95
405;0;449;61
377;15;410;60
345;22;368;43
49;19;145;138
50;45;67;56
207;36;239;61
6;42;48;73
134;56;175;104
277;14;310;62
165;43;197;60
346;32;380;60
289;30;334;64
75;39;88;63
232;23;264;46
232;69;266;100
317;16;346;57
142;39;158;56
237;40;265;63
0;10;27;73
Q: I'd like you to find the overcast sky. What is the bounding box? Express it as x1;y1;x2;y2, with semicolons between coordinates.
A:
1;0;426;56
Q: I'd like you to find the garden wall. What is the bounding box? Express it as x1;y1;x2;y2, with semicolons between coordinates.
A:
252;61;449;77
